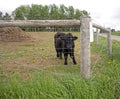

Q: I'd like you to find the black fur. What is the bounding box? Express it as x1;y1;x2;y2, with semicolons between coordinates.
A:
54;32;78;65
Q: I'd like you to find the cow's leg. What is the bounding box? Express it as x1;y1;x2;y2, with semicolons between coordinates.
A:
59;52;62;59
56;48;62;58
70;52;77;65
64;53;68;65
56;49;60;58
59;49;63;59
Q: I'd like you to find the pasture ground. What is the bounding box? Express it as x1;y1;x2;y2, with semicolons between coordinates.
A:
0;32;98;79
0;32;80;78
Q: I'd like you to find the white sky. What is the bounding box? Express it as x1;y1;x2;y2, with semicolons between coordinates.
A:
0;0;120;30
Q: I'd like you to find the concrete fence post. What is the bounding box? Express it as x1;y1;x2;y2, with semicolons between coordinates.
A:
107;29;112;57
80;16;91;79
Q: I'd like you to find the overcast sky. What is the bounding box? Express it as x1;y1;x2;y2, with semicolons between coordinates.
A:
0;0;120;30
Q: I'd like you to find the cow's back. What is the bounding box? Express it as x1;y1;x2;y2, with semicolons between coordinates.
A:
54;32;65;39
54;32;65;59
54;32;65;47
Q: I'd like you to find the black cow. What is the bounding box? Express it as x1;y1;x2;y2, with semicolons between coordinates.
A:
54;32;65;59
54;32;78;65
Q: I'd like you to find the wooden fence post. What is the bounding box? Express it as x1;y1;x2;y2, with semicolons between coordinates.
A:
107;29;112;57
80;16;91;79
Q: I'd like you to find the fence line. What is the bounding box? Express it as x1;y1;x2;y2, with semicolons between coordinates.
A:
0;17;112;79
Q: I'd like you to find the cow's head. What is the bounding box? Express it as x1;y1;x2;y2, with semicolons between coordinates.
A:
61;33;78;49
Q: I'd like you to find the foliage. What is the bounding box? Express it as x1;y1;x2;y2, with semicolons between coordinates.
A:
12;4;88;20
0;11;11;20
112;31;120;36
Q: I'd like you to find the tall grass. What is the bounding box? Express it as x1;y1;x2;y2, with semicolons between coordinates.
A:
112;31;120;36
0;69;120;99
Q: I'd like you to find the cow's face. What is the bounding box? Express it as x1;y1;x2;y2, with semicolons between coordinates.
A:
61;33;78;49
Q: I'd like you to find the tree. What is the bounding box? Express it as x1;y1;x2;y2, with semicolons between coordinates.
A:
0;11;3;20
59;4;68;19
3;12;11;20
75;9;81;19
29;4;43;20
49;4;60;19
12;5;30;20
68;6;74;19
41;5;49;19
12;4;88;20
81;10;89;16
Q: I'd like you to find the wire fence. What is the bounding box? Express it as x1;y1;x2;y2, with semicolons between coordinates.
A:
0;25;120;79
20;25;80;32
91;35;108;77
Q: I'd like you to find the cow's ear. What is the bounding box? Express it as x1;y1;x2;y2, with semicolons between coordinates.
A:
73;36;78;40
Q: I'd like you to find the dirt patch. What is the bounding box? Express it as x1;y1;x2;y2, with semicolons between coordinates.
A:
0;27;31;42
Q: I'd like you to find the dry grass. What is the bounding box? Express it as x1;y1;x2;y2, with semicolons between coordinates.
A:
0;27;31;41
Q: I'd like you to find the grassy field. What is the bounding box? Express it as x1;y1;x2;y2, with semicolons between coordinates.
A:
112;31;120;36
0;32;120;99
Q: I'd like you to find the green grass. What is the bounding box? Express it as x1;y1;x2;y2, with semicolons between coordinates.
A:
0;32;120;99
112;31;120;36
1;69;120;99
